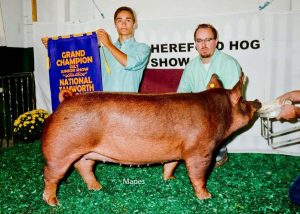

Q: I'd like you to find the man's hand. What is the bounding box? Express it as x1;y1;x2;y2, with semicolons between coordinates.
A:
276;90;300;104
277;93;292;105
276;105;299;121
96;29;112;47
96;28;127;67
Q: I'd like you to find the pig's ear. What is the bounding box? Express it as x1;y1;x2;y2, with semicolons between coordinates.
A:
206;73;223;90
230;72;244;105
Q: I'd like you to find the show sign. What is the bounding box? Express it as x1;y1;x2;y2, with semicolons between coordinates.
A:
47;32;102;111
148;40;261;68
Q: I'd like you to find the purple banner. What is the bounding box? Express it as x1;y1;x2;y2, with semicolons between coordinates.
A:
48;32;102;111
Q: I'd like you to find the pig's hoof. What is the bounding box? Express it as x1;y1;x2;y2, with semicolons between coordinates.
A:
87;182;102;191
215;154;228;167
163;175;175;180
196;191;212;200
43;194;59;206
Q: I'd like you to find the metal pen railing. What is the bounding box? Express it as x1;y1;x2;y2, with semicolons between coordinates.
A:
0;72;36;147
260;117;300;148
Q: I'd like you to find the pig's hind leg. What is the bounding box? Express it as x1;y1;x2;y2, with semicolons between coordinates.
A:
43;154;79;206
74;157;102;190
185;154;213;200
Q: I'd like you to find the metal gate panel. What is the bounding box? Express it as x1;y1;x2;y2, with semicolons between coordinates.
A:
0;72;36;147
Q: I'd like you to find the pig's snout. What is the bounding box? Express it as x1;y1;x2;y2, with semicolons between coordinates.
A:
246;99;261;117
252;99;262;111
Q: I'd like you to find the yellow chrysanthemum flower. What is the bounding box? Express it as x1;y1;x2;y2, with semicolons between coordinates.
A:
13;109;50;141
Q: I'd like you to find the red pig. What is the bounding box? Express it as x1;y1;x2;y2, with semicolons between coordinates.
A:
42;72;261;206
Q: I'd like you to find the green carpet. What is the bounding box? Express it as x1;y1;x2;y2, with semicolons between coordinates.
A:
1;141;300;213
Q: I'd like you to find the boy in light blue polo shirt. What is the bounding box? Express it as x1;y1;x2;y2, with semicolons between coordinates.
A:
96;6;150;92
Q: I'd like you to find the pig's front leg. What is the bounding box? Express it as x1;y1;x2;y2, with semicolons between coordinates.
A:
163;161;178;180
185;155;212;199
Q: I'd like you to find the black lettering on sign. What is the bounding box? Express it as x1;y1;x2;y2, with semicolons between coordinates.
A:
150;58;190;67
217;41;224;50
240;40;249;49
151;41;260;52
151;43;195;53
230;41;239;50
251;40;260;49
161;44;168;53
151;58;158;67
151;44;160;53
230;40;261;50
169;44;178;52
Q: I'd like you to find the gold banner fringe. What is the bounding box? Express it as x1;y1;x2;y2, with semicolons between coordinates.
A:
41;32;94;42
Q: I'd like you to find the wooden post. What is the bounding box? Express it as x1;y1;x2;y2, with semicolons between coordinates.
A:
32;0;37;22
